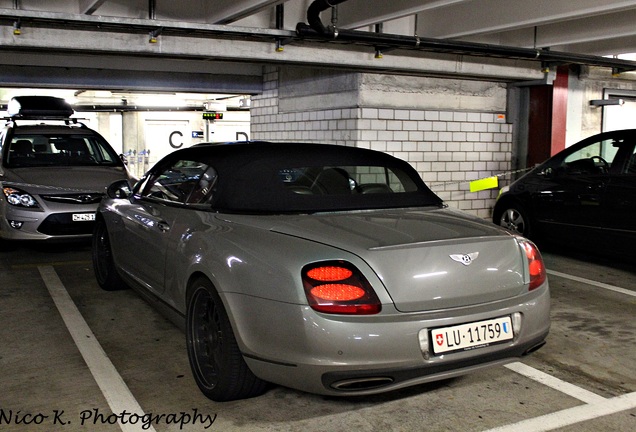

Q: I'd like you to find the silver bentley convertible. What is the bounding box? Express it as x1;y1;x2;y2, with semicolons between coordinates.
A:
92;142;550;401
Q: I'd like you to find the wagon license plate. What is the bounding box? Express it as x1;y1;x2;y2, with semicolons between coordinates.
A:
431;316;513;355
72;213;96;222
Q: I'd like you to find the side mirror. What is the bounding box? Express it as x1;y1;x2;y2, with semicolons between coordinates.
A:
106;179;133;199
537;166;554;178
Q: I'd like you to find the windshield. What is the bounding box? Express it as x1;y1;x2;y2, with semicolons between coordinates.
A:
4;134;122;168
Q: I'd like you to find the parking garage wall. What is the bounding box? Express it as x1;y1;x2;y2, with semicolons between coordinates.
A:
576;66;636;138
251;66;512;218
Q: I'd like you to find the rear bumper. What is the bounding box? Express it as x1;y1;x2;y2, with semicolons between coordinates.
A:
234;283;551;396
320;332;547;393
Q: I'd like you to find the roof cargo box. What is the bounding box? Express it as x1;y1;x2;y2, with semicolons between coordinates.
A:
7;96;74;119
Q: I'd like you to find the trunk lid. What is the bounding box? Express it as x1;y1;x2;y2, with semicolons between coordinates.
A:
265;208;528;312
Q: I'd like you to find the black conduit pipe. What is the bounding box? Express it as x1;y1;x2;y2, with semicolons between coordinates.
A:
306;0;349;35
297;0;636;72
296;21;636;72
149;0;156;20
276;4;284;30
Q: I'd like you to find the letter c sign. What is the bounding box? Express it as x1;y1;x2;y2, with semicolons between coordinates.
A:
169;131;184;148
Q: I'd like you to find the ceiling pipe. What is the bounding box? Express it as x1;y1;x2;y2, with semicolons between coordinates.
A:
306;0;349;37
1;5;633;74
149;0;156;20
275;3;285;52
296;18;636;73
276;4;284;29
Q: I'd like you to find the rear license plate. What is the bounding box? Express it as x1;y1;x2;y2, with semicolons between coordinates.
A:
72;213;96;222
431;316;513;355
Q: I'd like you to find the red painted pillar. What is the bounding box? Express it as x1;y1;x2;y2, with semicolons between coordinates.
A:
550;65;569;155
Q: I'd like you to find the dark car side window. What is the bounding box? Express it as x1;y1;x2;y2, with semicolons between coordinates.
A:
561;138;620;175
0;130;6;163
140;159;216;205
625;147;636;174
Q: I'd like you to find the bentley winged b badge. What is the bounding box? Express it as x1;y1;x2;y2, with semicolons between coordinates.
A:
449;252;480;266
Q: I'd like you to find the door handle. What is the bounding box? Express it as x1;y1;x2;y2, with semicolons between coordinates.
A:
157;221;170;232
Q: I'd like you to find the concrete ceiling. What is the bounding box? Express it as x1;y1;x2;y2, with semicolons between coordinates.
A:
5;0;636;57
334;0;636;58
70;0;636;58
2;0;636;107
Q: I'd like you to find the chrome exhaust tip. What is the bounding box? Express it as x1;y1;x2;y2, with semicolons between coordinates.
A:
522;341;546;356
331;376;394;391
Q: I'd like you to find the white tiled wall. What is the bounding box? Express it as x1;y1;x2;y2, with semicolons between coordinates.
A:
251;67;513;218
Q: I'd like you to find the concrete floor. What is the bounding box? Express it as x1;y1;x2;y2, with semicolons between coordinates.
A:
0;241;634;432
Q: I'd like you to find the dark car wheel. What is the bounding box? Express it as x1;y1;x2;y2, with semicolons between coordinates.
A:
92;219;127;291
186;277;267;402
497;204;532;238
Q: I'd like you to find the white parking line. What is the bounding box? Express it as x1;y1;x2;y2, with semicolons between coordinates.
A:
38;264;633;432
491;270;636;431
483;391;636;432
38;265;156;432
547;269;636;297
504;362;606;404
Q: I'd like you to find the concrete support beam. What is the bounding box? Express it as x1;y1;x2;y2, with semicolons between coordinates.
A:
337;0;466;29
417;0;636;40
207;0;283;24
0;23;544;82
0;64;262;93
463;9;636;55
79;0;107;15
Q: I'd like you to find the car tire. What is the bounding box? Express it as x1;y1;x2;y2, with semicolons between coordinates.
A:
186;277;267;402
92;219;127;291
497;203;532;238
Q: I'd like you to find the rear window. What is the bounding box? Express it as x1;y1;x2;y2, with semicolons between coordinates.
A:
212;147;442;213
4;134;121;168
279;165;417;195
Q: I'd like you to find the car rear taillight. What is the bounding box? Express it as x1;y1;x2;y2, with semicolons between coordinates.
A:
302;261;382;315
519;239;546;290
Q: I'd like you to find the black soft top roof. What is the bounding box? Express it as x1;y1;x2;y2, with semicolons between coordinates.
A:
155;142;443;213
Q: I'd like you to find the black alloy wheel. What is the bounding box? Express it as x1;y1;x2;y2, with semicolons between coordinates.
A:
92;219;127;291
186;278;266;401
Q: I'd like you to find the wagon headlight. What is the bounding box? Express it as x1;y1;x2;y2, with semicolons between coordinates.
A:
3;187;39;208
497;185;510;199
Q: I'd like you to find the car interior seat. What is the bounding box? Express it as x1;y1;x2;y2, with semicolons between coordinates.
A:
311;167;352;194
12;140;34;157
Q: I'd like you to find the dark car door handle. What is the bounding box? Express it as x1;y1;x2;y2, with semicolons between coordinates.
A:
157;221;170;232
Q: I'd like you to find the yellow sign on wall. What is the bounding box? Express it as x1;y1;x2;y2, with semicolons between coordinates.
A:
469;176;499;192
